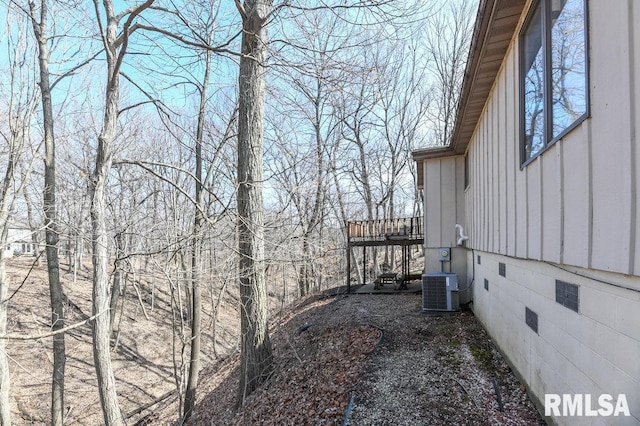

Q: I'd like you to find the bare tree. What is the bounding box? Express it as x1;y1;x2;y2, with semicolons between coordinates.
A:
26;1;67;422
184;25;213;426
235;0;274;406
0;12;39;423
90;1;154;423
424;0;475;146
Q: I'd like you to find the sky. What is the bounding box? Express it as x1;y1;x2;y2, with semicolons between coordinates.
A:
0;0;478;222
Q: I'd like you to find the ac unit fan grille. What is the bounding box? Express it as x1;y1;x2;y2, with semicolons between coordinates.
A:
423;276;448;310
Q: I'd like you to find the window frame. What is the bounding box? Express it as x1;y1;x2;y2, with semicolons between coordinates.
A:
519;0;590;167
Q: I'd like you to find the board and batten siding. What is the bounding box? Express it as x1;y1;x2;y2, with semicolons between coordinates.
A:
462;0;640;277
423;156;465;249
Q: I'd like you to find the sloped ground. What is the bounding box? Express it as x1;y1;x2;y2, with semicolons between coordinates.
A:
182;291;545;425
3;255;241;425
4;254;545;425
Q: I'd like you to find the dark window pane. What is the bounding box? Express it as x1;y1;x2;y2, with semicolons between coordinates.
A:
551;0;587;137
523;5;545;160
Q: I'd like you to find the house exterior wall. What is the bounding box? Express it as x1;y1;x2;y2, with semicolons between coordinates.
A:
423;156;466;249
3;228;35;257
421;156;470;302
464;0;640;276
421;0;640;422
471;251;640;425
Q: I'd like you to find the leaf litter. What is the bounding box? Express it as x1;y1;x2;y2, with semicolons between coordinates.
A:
182;291;545;426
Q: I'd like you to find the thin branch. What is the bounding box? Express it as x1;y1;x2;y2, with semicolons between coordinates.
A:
112;0;155;83
51;50;102;90
113;159;230;225
128;23;242;57
235;0;247;22
118;99;158;116
0;310;108;340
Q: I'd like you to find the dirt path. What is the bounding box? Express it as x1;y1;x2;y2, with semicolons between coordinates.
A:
343;295;545;425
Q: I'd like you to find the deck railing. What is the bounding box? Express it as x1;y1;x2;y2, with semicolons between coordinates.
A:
347;216;423;242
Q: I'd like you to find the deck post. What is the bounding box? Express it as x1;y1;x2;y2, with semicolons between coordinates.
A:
346;244;351;293
402;245;409;284
363;247;367;285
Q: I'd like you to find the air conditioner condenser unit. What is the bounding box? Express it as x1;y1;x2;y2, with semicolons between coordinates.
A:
422;272;459;312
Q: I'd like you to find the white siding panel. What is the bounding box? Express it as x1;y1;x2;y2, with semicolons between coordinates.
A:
475;131;482;250
562;124;591;267
491;102;499;253
479;119;485;252
515;165;529;258
632;0;640;275
541;144;562;263
482;110;493;251
424;158;466;248
526;161;542;260
441;158;457;246
498;74;508;254
505;52;517;257
589;0;633;273
472;141;480;248
479;111;486;252
467;146;476;248
425;161;442;248
455;157;466;232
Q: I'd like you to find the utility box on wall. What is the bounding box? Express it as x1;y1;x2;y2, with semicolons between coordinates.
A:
438;247;451;262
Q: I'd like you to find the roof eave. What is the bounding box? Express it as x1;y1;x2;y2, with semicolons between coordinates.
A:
449;0;527;156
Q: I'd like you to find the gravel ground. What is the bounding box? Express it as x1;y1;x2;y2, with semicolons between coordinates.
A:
180;290;545;425
344;294;546;425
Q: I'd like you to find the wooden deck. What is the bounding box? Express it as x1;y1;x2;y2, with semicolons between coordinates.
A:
346;216;424;293
347;217;423;246
355;280;423;294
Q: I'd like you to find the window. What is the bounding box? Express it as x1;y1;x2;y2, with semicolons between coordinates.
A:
521;0;588;164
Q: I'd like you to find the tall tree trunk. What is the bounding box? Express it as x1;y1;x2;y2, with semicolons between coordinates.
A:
297;78;326;297
29;2;66;422
90;84;123;425
236;0;274;406
23;191;40;264
0;14;39;421
110;233;125;333
355;133;379;277
297;239;312;297
330;159;363;285
90;3;154;423
0;137;17;426
183;45;211;421
0;248;10;426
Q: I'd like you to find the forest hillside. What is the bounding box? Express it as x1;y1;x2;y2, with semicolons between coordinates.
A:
5;255;545;425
